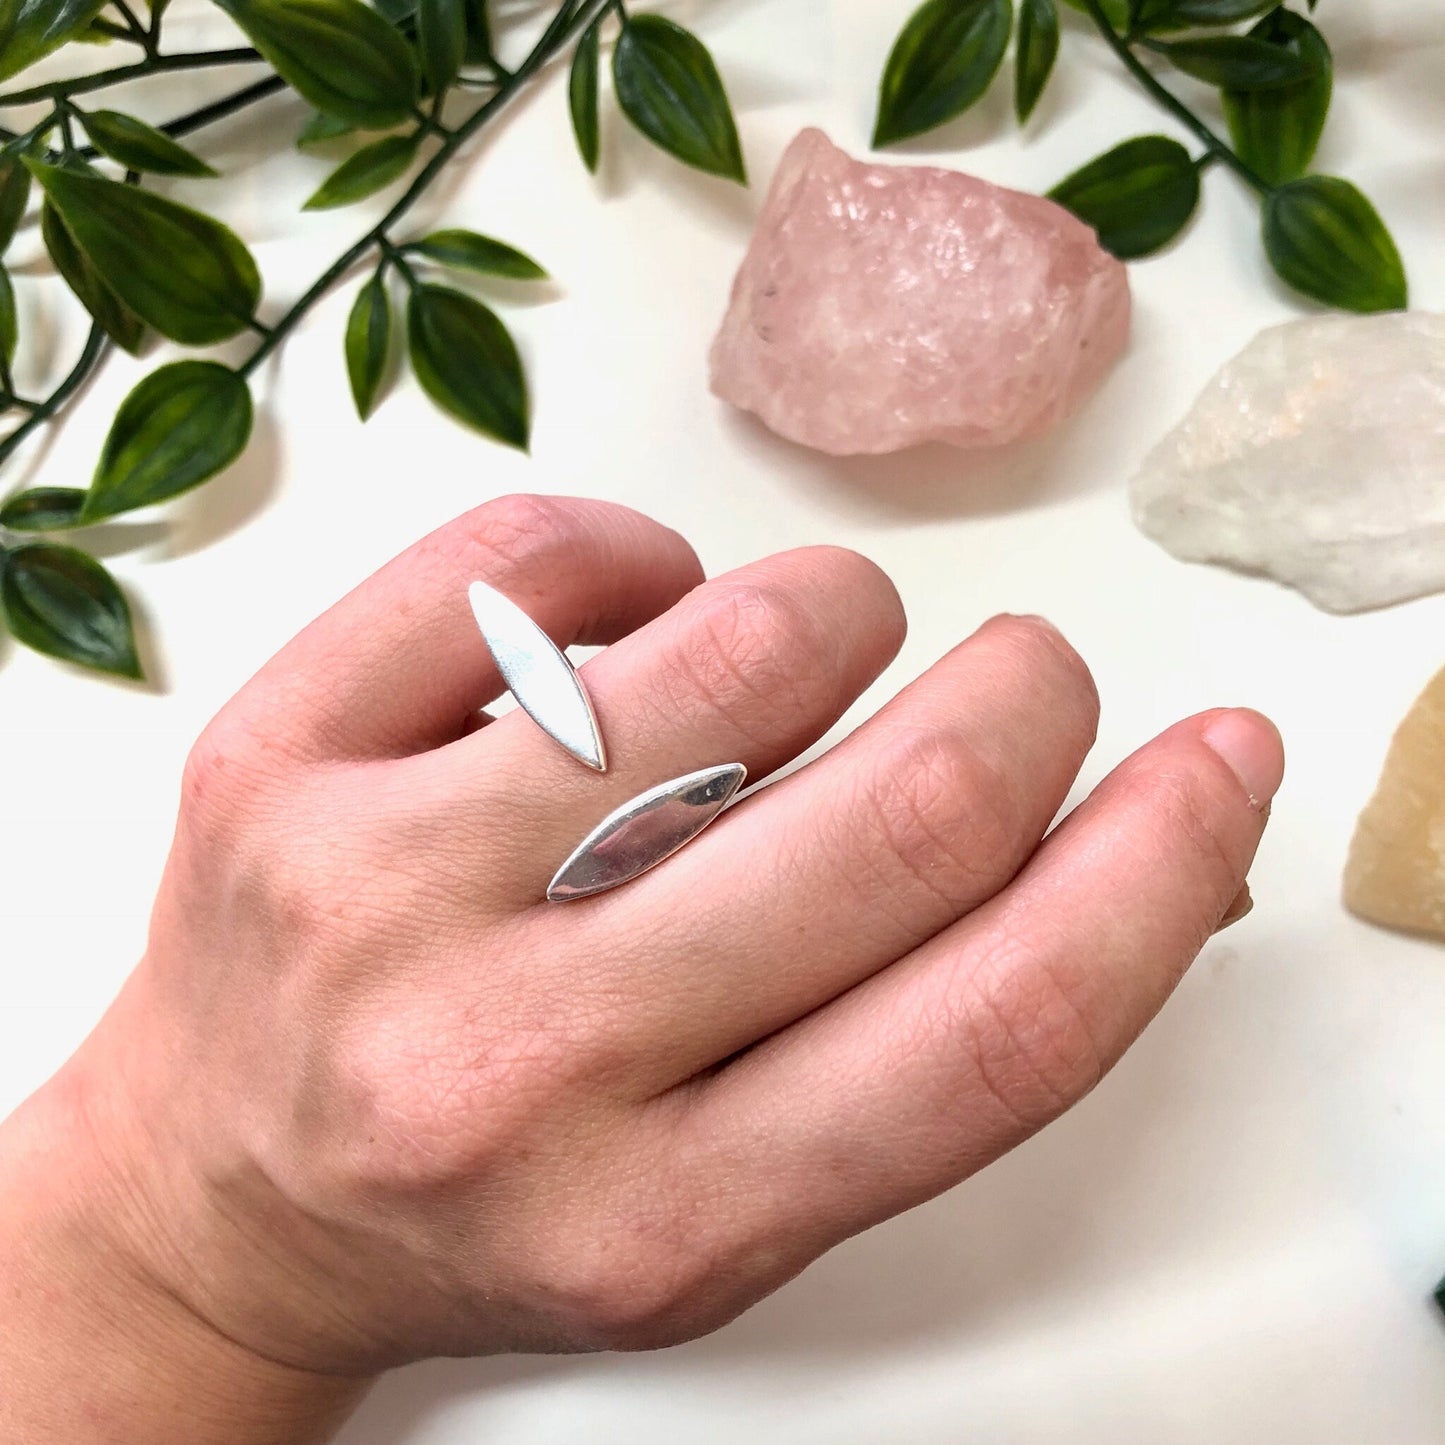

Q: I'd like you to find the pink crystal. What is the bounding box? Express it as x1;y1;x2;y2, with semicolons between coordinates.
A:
709;128;1132;456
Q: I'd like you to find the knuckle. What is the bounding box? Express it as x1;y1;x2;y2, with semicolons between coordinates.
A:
535;1225;721;1351
668;581;832;742
865;726;1027;906
179;712;279;824
443;493;587;584
961;940;1106;1129
1150;764;1244;887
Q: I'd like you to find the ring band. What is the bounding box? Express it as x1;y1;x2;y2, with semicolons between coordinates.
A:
469;582;745;901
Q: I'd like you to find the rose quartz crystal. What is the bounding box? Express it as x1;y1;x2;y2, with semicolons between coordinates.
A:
709;128;1131;456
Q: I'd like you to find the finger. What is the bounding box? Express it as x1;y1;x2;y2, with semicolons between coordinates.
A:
575;616;1099;1091
229;494;704;761
675;708;1282;1261
410;546;908;898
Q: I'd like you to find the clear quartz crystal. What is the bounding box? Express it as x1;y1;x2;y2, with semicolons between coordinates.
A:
708;128;1131;457
1131;312;1445;614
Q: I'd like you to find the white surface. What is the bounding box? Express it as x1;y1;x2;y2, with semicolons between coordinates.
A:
4;1;1445;1439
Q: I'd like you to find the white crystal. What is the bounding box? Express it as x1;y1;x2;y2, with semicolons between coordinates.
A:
1130;311;1445;614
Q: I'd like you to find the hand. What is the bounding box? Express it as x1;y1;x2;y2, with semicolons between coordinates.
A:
0;495;1281;1443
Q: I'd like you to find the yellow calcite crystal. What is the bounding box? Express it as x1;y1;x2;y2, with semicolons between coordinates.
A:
1344;666;1445;940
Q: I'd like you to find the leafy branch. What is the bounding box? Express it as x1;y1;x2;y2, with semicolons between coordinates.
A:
0;0;746;679
873;0;1406;311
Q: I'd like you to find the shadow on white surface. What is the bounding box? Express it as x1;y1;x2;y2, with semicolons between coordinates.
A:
159;406;283;560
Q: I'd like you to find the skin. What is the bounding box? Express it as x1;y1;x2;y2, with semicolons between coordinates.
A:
0;495;1282;1444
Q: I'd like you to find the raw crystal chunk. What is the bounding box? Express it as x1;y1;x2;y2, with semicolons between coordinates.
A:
1344;666;1445;941
1132;312;1445;613
708;128;1131;456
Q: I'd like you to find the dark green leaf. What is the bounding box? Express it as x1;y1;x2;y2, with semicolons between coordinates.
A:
1222;9;1331;187
345;273;391;420
569;16;601;173
406;283;527;448
0;153;31;254
1134;0;1276;29
296;109;358;148
0;486;88;531
1150;33;1318;89
407;228;546;280
0;0;110;83
1060;0;1129;29
0;543;141;678
27;160;260;344
612;14;745;183
1049;134;1200;260
78;108;217;177
210;0;419;128
461;0;491;65
1015;0;1058;123
1263;176;1407;313
0;264;15;364
303;133;418;209
85;361;253;520
417;0;465;91
371;0;416;22
40;199;146;354
873;0;1012;147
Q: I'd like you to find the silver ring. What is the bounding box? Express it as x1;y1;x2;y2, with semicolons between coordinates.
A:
469;581;744;902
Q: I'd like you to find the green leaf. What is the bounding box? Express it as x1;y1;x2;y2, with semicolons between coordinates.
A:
296;109;357;148
210;0;419;128
612;14;745;183
461;0;491;65
85;361;254;521
568;16;601;173
0;486;88;531
1015;0;1058;123
1048;134;1200;260
407;228;546;280
1263;176;1407;314
873;0;1013;147
1060;0;1129;29
39;199;146;355
1222;9;1331;187
78;109;217;177
1136;0;1277;28
406;283;527;448
0;264;15;364
303;133;418;209
0;0;110;83
345;272;391;420
0;152;31;254
0;543;141;678
417;0;465;92
1150;33;1318;90
27;160;260;344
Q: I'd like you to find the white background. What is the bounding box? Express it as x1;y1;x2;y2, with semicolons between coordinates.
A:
4;0;1445;1439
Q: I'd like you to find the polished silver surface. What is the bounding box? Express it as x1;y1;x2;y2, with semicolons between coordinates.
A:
547;763;747;901
468;580;606;772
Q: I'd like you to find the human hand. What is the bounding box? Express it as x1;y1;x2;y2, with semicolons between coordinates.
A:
0;495;1281;1442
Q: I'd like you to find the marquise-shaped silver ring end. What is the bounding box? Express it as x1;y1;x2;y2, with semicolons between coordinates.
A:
467;580;606;772
547;763;748;902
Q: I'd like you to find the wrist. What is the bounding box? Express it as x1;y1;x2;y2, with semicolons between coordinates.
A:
0;1030;369;1444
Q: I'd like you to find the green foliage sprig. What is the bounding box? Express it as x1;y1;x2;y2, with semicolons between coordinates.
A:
874;0;1407;311
0;0;745;679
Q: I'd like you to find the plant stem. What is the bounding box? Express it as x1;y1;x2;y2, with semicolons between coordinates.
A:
111;0;156;57
241;0;611;378
0;48;261;108
0;323;108;469
1077;0;1272;196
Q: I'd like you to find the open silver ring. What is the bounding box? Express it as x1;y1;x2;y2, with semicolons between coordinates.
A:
469;582;745;902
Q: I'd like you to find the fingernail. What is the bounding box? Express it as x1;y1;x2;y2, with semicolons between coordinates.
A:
1201;709;1284;811
1215;883;1253;932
